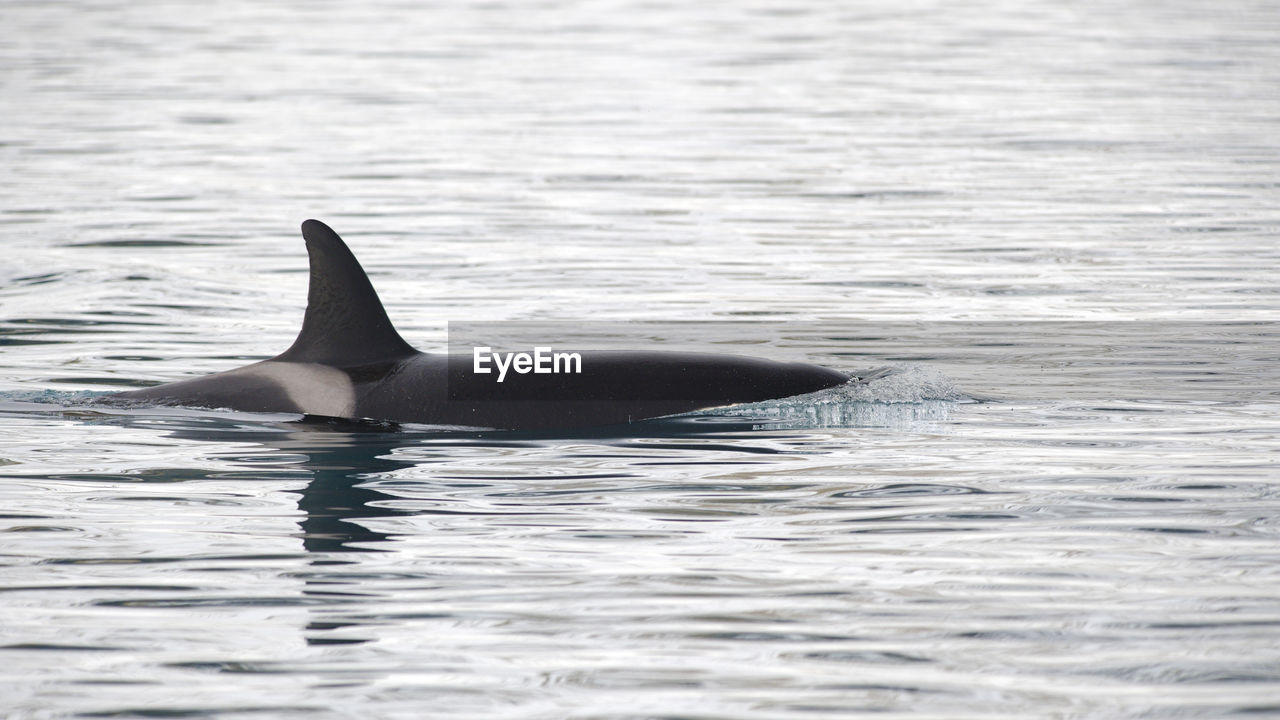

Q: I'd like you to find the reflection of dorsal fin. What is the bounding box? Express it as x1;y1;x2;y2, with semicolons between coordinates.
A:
274;219;417;367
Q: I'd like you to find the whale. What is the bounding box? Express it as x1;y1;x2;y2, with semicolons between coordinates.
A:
107;220;853;430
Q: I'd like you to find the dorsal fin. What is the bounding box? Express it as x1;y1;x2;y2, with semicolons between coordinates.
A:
274;219;417;367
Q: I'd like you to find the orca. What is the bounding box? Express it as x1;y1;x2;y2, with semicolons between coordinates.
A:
108;220;853;430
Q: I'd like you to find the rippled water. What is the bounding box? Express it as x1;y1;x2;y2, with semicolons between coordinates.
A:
4;0;1280;718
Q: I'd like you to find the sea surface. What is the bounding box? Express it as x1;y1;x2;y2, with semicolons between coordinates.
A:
3;0;1280;718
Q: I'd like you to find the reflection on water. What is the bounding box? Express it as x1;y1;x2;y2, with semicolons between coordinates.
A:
4;382;1280;716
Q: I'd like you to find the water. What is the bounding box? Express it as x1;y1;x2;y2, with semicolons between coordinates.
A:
3;0;1280;717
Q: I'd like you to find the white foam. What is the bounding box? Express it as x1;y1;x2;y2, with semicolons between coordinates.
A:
831;365;968;404
695;365;966;429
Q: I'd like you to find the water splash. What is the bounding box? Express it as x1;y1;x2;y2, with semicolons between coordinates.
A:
833;365;969;403
693;365;967;429
0;389;114;407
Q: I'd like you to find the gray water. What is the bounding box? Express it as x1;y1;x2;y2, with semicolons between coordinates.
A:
3;0;1280;718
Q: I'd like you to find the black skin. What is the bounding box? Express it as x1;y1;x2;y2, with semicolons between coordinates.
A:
352;351;849;430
